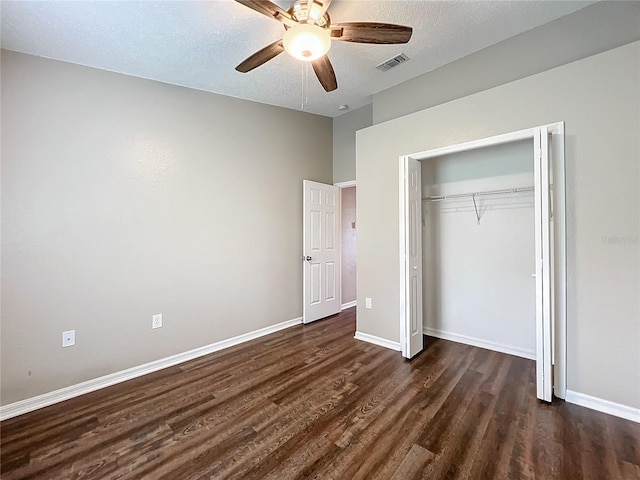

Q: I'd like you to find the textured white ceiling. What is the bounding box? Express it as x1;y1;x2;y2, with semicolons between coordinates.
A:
1;0;594;117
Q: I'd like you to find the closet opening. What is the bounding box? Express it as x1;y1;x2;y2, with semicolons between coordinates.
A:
399;124;566;402
423;139;536;359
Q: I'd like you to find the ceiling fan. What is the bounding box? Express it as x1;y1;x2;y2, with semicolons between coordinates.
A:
234;0;413;92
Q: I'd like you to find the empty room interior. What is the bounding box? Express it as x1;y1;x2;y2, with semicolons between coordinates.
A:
1;1;639;479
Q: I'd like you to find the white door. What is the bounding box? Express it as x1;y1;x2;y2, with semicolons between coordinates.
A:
534;126;554;401
303;180;341;324
402;157;424;358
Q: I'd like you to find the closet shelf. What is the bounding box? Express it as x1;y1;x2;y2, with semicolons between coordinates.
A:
422;186;534;202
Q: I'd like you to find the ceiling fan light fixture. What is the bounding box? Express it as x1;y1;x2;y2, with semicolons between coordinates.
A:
283;23;331;62
234;0;413;93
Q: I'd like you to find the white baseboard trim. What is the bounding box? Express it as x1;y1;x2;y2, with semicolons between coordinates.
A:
354;331;401;351
565;390;640;423
0;316;303;421
424;327;536;360
341;301;357;310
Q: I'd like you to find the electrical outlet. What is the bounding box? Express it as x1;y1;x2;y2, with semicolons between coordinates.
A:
365;297;372;309
152;314;163;329
62;330;75;347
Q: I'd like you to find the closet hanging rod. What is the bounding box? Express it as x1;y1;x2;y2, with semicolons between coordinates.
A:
422;186;534;202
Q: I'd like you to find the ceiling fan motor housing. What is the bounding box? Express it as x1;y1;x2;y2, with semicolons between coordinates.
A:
289;0;331;27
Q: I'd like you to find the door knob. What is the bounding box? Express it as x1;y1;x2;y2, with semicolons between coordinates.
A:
305;256;312;261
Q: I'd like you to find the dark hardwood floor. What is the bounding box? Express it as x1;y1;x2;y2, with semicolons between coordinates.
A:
1;307;639;479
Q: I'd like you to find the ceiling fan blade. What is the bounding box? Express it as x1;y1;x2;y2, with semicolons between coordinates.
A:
235;0;296;27
235;40;284;73
331;22;413;44
312;55;337;92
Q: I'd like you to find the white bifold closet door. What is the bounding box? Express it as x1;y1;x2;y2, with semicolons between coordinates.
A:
534;126;553;402
402;157;424;358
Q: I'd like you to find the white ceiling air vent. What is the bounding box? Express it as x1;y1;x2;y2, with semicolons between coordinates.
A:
376;53;410;72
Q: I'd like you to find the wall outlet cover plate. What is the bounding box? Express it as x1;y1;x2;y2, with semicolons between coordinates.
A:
62;330;75;347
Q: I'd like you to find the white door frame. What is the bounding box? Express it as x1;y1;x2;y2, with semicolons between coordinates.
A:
398;123;566;400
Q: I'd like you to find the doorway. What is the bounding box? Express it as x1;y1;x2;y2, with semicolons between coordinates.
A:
302;180;357;324
339;183;357;311
399;124;566;402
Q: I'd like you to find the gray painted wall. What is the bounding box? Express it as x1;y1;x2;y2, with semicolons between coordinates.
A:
333;104;372;184
373;1;640;125
356;42;640;409
1;51;333;405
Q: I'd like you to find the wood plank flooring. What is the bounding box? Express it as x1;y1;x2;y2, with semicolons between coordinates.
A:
1;307;639;479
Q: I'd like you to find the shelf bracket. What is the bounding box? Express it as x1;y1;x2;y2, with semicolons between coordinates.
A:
472;195;480;225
